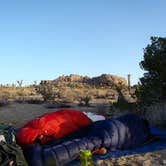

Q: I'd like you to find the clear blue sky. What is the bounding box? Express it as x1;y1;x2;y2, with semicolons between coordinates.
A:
0;0;165;85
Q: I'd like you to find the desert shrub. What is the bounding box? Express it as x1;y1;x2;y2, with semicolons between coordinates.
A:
58;88;78;103
0;85;37;101
16;89;26;96
35;83;59;101
79;95;92;106
0;91;11;100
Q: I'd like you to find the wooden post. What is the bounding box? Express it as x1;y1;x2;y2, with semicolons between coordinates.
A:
127;74;131;92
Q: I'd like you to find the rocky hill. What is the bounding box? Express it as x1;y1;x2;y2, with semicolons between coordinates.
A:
86;74;127;87
39;74;132;104
54;74;89;83
52;74;127;88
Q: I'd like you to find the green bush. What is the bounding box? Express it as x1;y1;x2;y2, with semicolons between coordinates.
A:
136;36;166;104
79;95;92;106
35;83;59;101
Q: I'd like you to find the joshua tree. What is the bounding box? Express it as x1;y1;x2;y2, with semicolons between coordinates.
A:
17;80;23;87
33;80;38;87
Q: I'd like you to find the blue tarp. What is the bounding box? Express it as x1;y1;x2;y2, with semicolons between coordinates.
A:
68;128;166;166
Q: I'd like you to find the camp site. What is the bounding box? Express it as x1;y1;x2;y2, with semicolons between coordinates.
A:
0;1;166;166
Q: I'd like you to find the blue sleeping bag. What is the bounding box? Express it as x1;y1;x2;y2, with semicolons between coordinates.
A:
23;114;151;166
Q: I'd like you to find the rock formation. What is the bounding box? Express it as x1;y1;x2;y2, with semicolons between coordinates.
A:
52;74;127;88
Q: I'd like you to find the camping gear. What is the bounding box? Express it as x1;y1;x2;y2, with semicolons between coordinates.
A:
16;109;92;147
80;150;94;166
92;147;107;155
0;124;16;144
83;112;106;122
69;127;166;166
0;124;28;166
23;114;151;166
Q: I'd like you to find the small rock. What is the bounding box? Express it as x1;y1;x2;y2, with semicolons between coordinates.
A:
137;156;146;161
143;160;151;166
96;160;114;166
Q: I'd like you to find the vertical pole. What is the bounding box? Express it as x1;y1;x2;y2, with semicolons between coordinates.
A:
127;74;131;92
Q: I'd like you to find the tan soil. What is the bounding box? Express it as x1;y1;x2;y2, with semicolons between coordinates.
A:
0;102;95;127
96;149;166;166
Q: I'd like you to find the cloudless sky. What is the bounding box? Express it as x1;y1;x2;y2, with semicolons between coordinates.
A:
0;0;165;85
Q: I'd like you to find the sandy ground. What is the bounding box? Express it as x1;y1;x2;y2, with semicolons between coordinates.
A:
96;149;166;166
0;103;56;127
0;102;95;127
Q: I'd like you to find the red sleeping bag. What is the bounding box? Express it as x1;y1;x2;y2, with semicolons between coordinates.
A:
16;109;92;147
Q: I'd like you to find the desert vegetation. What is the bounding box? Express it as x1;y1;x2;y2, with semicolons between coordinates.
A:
0;37;166;128
0;83;37;104
0;74;131;105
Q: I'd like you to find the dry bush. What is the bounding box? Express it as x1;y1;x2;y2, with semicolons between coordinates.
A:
0;86;36;101
0;90;11;100
35;84;59;101
58;88;95;103
58;88;80;103
20;87;36;96
16;89;26;96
